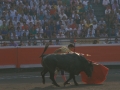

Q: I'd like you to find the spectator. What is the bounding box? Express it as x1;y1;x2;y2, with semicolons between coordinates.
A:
39;11;44;21
59;25;66;34
15;27;22;40
10;30;18;40
70;0;77;5
36;24;43;37
0;17;3;26
16;0;23;5
10;7;17;18
0;21;8;30
18;41;25;46
34;17;41;25
88;25;95;34
2;42;8;46
103;38;110;44
1;27;8;40
22;32;28;41
33;40;37;46
29;25;37;39
116;29;120;37
112;37;119;43
94;0;100;5
59;11;67;20
50;6;56;15
26;16;34;25
99;18;106;26
70;20;77;30
15;22;21;30
65;27;72;38
82;0;89;6
112;0;119;11
0;31;3;40
74;15;80;24
51;12;60;20
48;40;53;45
44;26;52;38
109;10;116;27
85;20;92;29
27;40;32;46
45;10;51;20
17;6;24;15
57;32;66;38
54;39;61;45
8;27;14;39
78;3;85;19
117;10;120;23
13;17;19;27
93;40;98;44
92;20;98;30
35;33;42;39
95;27;101;37
111;0;118;5
114;19;119;30
8;21;14;30
100;31;108;37
102;0;110;6
80;25;87;38
110;29;116;37
85;1;92;12
42;40;47;45
57;1;63;13
42;33;48;39
105;6;111;25
65;7;71;18
9;40;18;46
86;30;95;38
67;17;74;26
88;11;95;22
49;0;57;5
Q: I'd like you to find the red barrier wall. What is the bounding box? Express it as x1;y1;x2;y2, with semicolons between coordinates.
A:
75;46;120;62
0;48;17;66
0;45;120;68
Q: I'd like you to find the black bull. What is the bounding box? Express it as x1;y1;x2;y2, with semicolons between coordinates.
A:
41;53;93;87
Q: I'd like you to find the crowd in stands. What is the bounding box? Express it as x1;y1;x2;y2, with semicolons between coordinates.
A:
0;0;120;46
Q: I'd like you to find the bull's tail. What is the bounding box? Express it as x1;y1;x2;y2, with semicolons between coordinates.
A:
40;43;49;58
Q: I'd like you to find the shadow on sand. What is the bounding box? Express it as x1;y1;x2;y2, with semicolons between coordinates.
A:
30;84;103;90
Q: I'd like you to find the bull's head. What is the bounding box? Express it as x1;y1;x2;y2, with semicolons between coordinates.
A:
84;61;93;77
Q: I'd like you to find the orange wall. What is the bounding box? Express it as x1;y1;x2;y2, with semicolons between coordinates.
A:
0;45;120;68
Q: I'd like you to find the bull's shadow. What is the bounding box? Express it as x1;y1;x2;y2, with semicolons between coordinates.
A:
30;84;103;90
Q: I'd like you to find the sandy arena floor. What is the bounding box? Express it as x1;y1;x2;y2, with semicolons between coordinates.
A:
0;69;119;90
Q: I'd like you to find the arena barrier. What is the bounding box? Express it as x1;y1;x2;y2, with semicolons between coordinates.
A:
0;44;120;69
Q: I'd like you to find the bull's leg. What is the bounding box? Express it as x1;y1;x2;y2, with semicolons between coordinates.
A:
64;73;73;86
73;75;78;86
41;68;48;84
49;72;60;87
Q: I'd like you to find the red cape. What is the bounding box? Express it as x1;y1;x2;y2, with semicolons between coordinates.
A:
80;63;109;84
